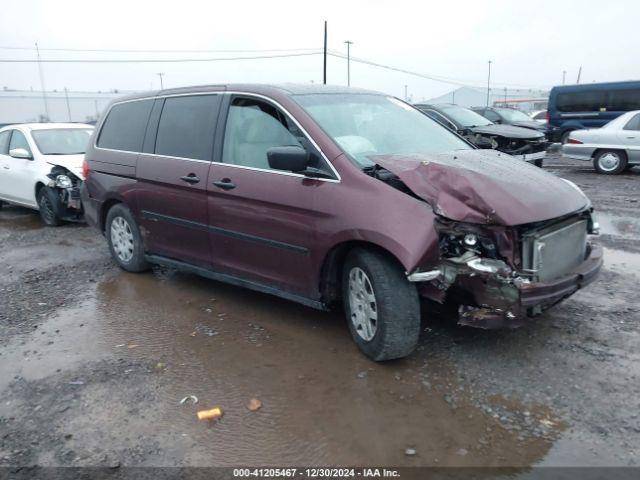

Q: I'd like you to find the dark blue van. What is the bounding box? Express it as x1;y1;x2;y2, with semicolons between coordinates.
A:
548;80;640;143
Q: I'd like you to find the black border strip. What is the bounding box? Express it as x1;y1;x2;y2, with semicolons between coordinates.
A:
141;210;309;255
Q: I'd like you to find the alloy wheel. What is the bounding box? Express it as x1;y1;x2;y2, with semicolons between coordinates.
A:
598;152;621;172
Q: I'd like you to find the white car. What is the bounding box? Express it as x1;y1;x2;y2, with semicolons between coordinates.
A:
530;110;548;124
0;123;94;225
561;110;640;174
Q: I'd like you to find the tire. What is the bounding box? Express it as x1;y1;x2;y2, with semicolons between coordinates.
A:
593;150;627;175
342;248;420;361
560;130;573;144
105;203;150;272
37;187;63;226
534;158;544;168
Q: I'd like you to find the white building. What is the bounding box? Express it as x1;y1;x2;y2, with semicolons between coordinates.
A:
422;86;549;113
0;89;134;126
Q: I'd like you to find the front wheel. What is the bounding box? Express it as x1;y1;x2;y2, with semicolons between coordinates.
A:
105;203;150;272
593;150;627;175
342;248;421;361
37;187;63;226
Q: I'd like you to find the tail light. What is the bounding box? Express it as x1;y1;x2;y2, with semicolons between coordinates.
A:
567;138;583;144
82;159;90;178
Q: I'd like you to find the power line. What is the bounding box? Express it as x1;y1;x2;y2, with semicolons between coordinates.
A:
327;51;549;90
0;51;324;63
0;45;323;54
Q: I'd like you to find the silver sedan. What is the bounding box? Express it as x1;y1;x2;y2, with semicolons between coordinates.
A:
561;110;640;174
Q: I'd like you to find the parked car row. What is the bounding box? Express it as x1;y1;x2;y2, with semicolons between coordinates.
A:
0;84;604;361
414;103;548;166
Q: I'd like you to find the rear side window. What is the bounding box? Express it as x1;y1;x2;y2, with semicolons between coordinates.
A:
556;91;607;113
0;130;10;154
97;99;153;152
154;95;220;160
624;113;640;131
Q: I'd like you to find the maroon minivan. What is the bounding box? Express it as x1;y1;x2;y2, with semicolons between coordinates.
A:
81;84;603;361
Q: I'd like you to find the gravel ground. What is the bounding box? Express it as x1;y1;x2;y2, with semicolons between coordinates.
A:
0;155;638;473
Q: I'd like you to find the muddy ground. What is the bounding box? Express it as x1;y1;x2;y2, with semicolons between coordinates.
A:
0;154;639;473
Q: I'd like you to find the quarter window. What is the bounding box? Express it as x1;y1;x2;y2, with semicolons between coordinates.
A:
222;98;303;170
155;95;220;160
9;130;32;156
97;99;153;152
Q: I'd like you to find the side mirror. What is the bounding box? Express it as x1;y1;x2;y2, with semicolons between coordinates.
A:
9;147;32;159
267;146;309;173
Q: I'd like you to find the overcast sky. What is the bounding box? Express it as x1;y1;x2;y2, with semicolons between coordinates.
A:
1;0;638;100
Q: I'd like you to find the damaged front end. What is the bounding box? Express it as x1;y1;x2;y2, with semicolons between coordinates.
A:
410;214;602;328
44;165;84;221
462;130;548;162
370;151;603;329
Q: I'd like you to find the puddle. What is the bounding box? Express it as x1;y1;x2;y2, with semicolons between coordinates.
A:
1;269;562;467
603;247;640;277
597;212;640;240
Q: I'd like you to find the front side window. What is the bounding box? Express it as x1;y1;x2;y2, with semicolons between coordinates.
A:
97;99;153;152
296;94;471;168
9;130;32;156
31;128;93;155
222;97;303;170
483;110;501;122
155;95;220;160
0;130;10;155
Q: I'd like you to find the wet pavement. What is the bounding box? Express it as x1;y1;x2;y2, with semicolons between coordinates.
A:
1;156;639;471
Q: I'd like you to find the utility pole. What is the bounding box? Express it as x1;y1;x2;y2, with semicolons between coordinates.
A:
344;40;353;86
486;60;492;107
64;87;72;122
35;42;50;121
504;86;507;104
452;90;455;104
157;73;165;90
576;66;582;84
323;21;327;85
562;70;566;85
404;85;408;101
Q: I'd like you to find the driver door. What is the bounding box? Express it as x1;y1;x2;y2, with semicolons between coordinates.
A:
0;130;37;206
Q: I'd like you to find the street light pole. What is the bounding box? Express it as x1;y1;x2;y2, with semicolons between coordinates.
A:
404;85;408;101
35;42;50;121
64;87;72;122
562;70;566;85
157;73;164;90
486;60;492;107
344;40;353;86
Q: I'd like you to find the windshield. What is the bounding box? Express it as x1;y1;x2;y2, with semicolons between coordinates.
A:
295;94;471;167
31;128;93;155
494;108;533;122
438;105;493;127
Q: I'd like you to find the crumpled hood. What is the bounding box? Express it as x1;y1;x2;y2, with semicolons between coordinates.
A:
372;150;589;226
469;124;544;139
45;154;85;180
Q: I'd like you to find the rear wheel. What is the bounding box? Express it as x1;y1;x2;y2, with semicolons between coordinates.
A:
560;130;573;144
105;204;150;272
593;150;627;175
37;187;62;226
342;248;420;361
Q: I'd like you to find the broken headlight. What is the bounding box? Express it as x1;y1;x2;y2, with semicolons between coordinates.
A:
438;229;498;259
55;174;73;189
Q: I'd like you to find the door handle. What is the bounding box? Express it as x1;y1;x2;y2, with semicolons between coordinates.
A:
180;174;200;184
627;136;636;139
212;179;236;190
2;165;9;170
